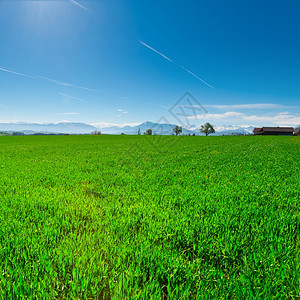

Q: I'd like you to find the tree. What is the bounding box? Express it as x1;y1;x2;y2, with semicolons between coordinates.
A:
138;128;141;135
200;123;215;136
92;130;102;135
173;125;182;136
145;129;152;135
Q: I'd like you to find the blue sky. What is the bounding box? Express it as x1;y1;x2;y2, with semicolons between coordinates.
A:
0;0;299;127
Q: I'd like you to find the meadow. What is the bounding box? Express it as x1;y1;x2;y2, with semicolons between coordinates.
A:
0;135;299;299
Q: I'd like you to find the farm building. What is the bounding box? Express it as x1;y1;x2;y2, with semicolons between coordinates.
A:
253;127;294;136
253;128;262;135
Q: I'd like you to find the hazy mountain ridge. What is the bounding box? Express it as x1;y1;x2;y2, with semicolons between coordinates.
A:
94;122;255;135
0;121;255;135
0;122;98;134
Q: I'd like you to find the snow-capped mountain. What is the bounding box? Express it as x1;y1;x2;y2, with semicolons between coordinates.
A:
0;121;256;135
94;122;255;135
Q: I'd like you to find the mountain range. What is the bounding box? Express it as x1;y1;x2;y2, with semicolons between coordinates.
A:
93;122;255;135
0;122;97;135
0;122;255;135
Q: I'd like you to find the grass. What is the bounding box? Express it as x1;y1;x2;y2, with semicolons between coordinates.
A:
0;135;299;299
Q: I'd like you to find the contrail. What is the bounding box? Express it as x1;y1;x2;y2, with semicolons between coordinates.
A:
39;75;98;92
70;0;89;11
139;40;174;63
76;86;99;93
0;67;35;79
138;40;214;89
37;75;73;88
59;93;88;103
179;65;214;89
0;65;98;92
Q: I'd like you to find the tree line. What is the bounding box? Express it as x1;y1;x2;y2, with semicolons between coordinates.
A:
142;123;215;136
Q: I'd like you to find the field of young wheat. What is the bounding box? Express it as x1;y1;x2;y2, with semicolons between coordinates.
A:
0;135;298;299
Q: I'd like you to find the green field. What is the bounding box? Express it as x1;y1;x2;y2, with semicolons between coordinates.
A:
0;135;299;299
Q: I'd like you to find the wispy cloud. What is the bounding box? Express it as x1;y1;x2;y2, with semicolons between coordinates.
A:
243;112;300;125
118;109;128;114
188;111;244;120
204;103;298;110
0;104;7;108
0;65;98;92
138;40;214;89
92;122;141;128
57;112;79;115
70;0;89;11
188;111;300;126
59;93;88;103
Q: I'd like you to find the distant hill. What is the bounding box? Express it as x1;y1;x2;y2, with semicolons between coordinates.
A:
0;121;255;135
0;122;98;134
93;121;194;135
94;122;255;135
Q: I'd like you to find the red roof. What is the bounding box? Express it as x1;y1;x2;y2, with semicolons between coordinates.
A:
253;128;262;133
262;127;294;132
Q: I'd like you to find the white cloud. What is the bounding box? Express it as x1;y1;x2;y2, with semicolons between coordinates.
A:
213;125;254;132
244;113;300;125
278;111;289;115
188;111;244;120
117;109;128;114
187;111;300;126
92;122;141;128
204;103;294;110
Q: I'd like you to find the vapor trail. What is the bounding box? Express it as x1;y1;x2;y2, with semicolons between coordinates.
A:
179;65;214;89
0;67;35;79
139;40;174;62
0;65;98;92
59;93;88;103
138;40;214;89
70;0;89;11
